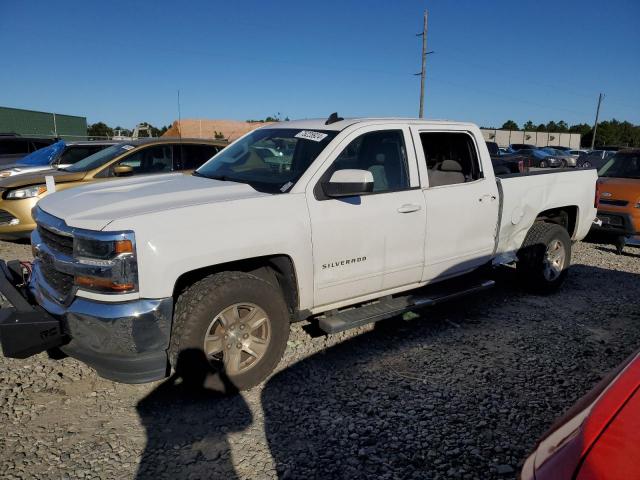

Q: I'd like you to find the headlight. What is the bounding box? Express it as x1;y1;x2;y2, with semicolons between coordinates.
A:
6;185;47;199
73;233;138;293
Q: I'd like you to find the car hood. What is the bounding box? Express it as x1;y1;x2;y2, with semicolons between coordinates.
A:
0;164;51;178
37;173;271;230
598;177;640;201
0;168;86;188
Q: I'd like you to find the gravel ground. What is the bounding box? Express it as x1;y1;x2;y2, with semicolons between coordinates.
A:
0;238;639;479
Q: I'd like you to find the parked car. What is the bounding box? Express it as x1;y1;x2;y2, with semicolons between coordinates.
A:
517;148;564;168
521;348;640;479
0;134;56;165
0;140;118;178
486;141;527;174
576;150;616;169
509;143;537;151
590;149;640;253
0;138;226;239
539;147;576;167
0;116;598;392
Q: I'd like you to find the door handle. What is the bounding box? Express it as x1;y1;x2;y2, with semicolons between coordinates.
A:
397;204;422;213
478;194;497;202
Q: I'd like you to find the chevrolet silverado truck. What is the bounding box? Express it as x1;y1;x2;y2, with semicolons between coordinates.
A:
0;116;598;391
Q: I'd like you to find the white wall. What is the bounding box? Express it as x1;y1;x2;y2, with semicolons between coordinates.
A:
481;129;581;149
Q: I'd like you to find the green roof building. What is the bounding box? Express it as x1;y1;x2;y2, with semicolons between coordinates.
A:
0;106;87;139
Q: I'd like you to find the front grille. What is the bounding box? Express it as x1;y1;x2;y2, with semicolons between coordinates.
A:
38;225;73;256
40;261;74;299
599;199;629;207
0;209;17;226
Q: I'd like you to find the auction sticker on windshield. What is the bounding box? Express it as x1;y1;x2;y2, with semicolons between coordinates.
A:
295;130;328;142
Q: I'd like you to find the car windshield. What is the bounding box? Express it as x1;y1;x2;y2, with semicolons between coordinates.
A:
195;128;338;193
63;143;128;172
17;141;65;166
599;152;640;179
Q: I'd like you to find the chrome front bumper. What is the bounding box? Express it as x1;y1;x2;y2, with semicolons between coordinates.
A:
26;261;174;383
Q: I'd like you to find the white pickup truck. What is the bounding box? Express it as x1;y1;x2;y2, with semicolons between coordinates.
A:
0;116;598;391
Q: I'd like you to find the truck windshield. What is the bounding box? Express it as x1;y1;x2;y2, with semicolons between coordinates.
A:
599;152;640;179
63;144;129;172
195;128;338;193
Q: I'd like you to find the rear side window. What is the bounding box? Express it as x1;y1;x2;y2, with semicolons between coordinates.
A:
0;139;29;155
174;144;221;170
420;132;482;187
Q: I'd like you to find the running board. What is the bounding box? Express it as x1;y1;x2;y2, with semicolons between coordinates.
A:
318;279;495;334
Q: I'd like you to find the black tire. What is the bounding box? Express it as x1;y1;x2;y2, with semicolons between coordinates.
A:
615;236;626;255
169;271;290;393
539;160;548;168
517;222;571;294
582;161;591;168
560;160;567;168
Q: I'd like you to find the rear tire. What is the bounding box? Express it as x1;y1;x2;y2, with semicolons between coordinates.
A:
170;271;290;393
517;222;571;294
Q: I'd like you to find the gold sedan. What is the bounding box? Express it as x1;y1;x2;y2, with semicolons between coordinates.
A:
0;138;226;239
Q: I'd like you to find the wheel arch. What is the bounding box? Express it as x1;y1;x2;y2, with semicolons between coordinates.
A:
535;205;578;238
172;254;301;321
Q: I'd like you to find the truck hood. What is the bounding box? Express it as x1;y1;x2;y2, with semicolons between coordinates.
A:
37;173;270;230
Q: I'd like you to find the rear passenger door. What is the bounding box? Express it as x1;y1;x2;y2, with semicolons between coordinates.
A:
411;127;499;281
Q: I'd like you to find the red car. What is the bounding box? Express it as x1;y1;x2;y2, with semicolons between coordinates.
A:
521;349;640;479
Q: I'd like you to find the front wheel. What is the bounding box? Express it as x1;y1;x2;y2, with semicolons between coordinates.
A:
582;161;592;168
539;160;548;168
170;271;290;392
517;222;571;294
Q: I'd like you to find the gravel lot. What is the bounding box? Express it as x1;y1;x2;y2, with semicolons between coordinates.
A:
1;238;639;479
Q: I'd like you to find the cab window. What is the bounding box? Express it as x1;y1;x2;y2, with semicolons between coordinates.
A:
113;145;173;176
174;144;222;170
420;132;483;187
327;130;410;193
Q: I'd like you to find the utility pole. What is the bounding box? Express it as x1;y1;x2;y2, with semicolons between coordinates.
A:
417;10;428;118
415;10;434;118
590;93;604;150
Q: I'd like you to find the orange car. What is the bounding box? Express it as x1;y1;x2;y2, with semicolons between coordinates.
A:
592;149;640;253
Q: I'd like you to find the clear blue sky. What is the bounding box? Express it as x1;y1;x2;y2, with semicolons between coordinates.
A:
1;0;639;129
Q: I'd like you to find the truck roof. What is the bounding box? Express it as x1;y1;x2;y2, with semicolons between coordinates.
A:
262;117;477;132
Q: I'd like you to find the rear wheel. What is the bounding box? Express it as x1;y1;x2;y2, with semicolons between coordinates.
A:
170;271;290;392
517;222;571;294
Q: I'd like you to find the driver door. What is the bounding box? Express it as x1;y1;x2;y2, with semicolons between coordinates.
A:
305;125;426;308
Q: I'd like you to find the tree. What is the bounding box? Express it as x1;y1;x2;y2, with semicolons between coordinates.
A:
557;121;569;133
545;121;558;132
536;123;546;132
87;122;113;138
523;121;535;131
501;120;519;131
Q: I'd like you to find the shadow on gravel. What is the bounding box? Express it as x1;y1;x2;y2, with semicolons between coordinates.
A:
261;265;640;479
136;349;250;479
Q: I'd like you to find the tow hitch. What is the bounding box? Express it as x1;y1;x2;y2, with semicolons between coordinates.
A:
0;260;67;358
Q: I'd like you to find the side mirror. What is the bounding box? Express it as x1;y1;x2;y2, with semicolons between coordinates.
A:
322;169;374;197
113;164;134;177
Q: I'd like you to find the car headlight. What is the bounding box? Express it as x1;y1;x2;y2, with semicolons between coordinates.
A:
5;185;47;199
73;233;138;293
